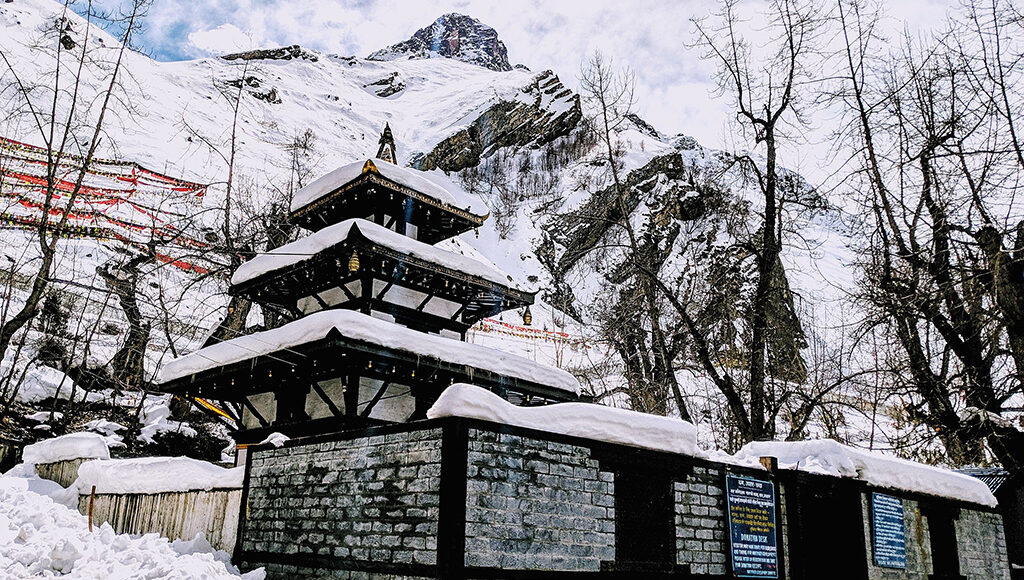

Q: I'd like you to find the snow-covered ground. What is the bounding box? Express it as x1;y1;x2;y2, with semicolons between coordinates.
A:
0;475;261;579
2;432;258;579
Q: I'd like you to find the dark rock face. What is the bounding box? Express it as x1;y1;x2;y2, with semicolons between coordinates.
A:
367;13;512;72
413;70;581;172
222;45;318;62
363;72;405;98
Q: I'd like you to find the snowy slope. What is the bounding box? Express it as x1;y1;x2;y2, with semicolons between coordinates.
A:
0;0;870;454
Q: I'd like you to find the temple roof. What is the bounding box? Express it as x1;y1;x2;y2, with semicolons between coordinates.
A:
232;218;520;290
230;218;533;332
291;158;468;212
289;159;487;241
157;309;581;397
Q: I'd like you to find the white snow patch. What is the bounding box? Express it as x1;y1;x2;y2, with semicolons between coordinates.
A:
83;419;126;437
0;476;262;578
231;218;521;289
75;457;243;495
732;439;997;507
7;364;76;404
427;384;698;456
138;394;198;444
159;310;580;394
22;433;110;465
25;411;63;423
3;463;81;509
258;432;289;448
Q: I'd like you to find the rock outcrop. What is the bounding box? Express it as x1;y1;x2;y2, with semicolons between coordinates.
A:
413;70;581;172
367;13;512;72
222;45;318;62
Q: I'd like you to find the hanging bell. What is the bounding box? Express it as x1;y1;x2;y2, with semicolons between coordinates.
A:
348;250;360;272
523;306;533;326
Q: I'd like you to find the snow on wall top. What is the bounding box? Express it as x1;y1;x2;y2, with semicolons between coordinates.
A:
291;158;484;215
22;432;110;465
427;383;697;455
733;439;997;507
231;218;520;289
158;309;580;394
74;457;243;495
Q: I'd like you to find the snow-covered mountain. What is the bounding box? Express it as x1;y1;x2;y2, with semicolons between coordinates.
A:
0;0;862;452
368;13;514;72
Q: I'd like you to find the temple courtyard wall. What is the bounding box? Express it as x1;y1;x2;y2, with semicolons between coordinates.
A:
234;417;1010;579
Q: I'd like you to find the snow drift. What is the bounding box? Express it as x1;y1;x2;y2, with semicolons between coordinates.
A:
733;439;997;507
0;476;262;578
427;383;698;456
21;432;110;465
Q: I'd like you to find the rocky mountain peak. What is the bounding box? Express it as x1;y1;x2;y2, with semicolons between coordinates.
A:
367;13;512;72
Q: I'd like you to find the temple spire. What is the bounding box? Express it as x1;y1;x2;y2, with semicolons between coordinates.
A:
375;123;397;164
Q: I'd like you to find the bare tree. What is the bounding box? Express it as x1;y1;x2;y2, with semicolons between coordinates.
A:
565;53;692;420
683;0;824;441
836;0;1024;467
0;0;150;367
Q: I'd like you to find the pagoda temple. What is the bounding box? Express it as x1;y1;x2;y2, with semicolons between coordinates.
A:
156;132;582;451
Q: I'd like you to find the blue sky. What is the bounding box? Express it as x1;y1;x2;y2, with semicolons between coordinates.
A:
79;0;954;165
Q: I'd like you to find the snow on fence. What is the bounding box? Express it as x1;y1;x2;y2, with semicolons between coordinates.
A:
23;432;110;488
75;457;244;554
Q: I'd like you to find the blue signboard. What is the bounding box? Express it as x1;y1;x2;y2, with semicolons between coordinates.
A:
726;475;778;578
871;492;907;569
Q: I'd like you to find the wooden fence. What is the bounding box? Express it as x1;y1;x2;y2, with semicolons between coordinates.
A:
31;457;242;554
0;437;21;473
34;457;93;488
77;488;242;554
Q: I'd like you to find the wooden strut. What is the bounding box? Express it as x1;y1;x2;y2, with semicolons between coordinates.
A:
240;397;271;429
416;293;434;311
311;293;331;310
360;381;393;418
88;485;96;532
310;381;344;417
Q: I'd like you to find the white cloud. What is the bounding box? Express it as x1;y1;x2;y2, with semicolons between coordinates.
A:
186;22;259;56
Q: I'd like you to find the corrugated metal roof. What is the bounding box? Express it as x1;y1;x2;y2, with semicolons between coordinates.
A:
957;467;1011;493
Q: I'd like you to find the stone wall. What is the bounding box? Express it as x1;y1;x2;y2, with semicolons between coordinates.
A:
674;465;728;576
240;428;443;578
957;509;1011;580
233;419;1012;579
463;428;615;571
861;495;932;580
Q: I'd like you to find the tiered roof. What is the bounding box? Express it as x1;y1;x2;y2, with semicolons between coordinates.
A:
230;219;533;333
159;309;580;398
157;142;580;440
289;159;487;243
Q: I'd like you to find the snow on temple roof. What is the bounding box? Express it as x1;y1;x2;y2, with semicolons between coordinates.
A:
732;439;997;507
291;158;483;214
231;218;521;289
158;310;580;394
74;457;243;495
427;384;698;456
22;432;110;465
